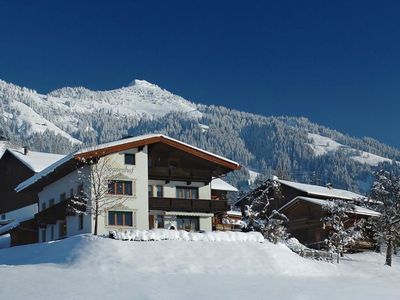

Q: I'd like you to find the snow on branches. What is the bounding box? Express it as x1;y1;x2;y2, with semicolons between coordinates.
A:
369;170;400;266
242;178;289;243
321;199;364;262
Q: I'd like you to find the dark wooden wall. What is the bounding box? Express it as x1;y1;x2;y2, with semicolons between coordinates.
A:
0;150;38;214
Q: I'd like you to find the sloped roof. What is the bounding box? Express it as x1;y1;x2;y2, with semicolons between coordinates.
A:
279;196;381;217
74;134;240;169
211;178;238;192
0;141;65;173
8;149;65;173
278;179;365;201
16;134;240;192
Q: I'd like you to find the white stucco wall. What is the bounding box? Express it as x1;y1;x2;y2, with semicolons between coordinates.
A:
38;168;91;211
93;146;149;235
199;217;212;231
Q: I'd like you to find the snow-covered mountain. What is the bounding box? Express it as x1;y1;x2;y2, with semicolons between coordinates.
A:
1;78;399;193
308;133;397;167
0;79;200;145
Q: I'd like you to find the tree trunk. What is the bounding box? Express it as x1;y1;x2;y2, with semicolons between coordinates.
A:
385;239;392;267
94;200;99;236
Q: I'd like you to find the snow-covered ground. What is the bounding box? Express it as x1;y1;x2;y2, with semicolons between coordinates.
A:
308;133;396;166
0;234;398;300
248;169;260;185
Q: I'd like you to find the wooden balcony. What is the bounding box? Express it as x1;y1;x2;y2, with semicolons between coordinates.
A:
35;197;86;225
149;197;228;213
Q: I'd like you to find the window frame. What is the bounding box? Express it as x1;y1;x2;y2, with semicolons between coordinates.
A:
124;153;136;165
108;211;134;227
78;214;84;230
156;185;163;198
176;187;199;199
107;180;133;196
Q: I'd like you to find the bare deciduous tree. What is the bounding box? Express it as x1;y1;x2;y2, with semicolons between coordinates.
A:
72;156;130;235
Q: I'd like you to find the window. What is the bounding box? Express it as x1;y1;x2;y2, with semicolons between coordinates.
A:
176;187;199;199
148;185;153;198
78;214;84;230
156;185;163;198
108;211;133;226
50;226;54;240
41;229;46;242
42;202;47;211
70;188;74;198
124;153;135;165
49;199;55;207
60;192;66;201
108;180;132;195
156;215;164;229
78;184;84;196
59;222;67;239
177;217;199;231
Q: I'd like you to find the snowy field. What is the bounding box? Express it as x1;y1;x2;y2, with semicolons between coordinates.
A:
0;234;399;300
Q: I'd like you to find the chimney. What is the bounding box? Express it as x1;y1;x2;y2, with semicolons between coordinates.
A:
23;146;29;155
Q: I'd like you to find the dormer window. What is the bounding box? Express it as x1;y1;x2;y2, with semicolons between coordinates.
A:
124;153;135;165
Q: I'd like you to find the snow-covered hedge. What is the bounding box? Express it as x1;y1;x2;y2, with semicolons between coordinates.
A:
110;229;264;243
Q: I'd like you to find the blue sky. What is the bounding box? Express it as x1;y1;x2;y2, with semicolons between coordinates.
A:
0;0;399;148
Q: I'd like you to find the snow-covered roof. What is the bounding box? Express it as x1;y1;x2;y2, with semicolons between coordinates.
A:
0;216;33;235
16;134;240;192
16;154;73;192
211;178;238;192
278;179;365;201
279;196;381;217
226;210;242;217
8;149;65;173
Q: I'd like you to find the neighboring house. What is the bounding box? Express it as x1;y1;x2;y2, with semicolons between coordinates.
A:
16;134;240;242
278;196;380;249
210;178;242;231
235;178;367;214
0;144;64;246
235;178;379;249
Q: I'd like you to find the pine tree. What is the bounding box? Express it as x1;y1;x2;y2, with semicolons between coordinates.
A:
369;170;400;266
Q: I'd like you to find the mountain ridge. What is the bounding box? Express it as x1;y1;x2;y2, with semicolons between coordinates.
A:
1;78;399;193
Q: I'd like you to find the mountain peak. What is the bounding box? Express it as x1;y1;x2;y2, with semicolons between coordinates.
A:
128;79;160;89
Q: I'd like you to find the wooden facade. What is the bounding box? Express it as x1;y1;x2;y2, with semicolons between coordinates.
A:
281;199;376;250
235;179;377;250
0;150;39;246
149;197;228;213
0;150;37;214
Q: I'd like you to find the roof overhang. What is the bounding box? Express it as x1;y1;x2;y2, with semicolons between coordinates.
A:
278;196;381;217
74;135;240;171
16;134;241;193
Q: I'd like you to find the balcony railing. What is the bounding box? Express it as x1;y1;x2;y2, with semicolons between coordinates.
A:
35;197;86;225
149;197;228;213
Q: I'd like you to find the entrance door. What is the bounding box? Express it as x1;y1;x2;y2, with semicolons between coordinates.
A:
59;222;67;239
149;215;154;229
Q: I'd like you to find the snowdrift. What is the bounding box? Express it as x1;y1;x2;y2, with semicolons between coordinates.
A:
110;229;264;242
0;235;399;300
